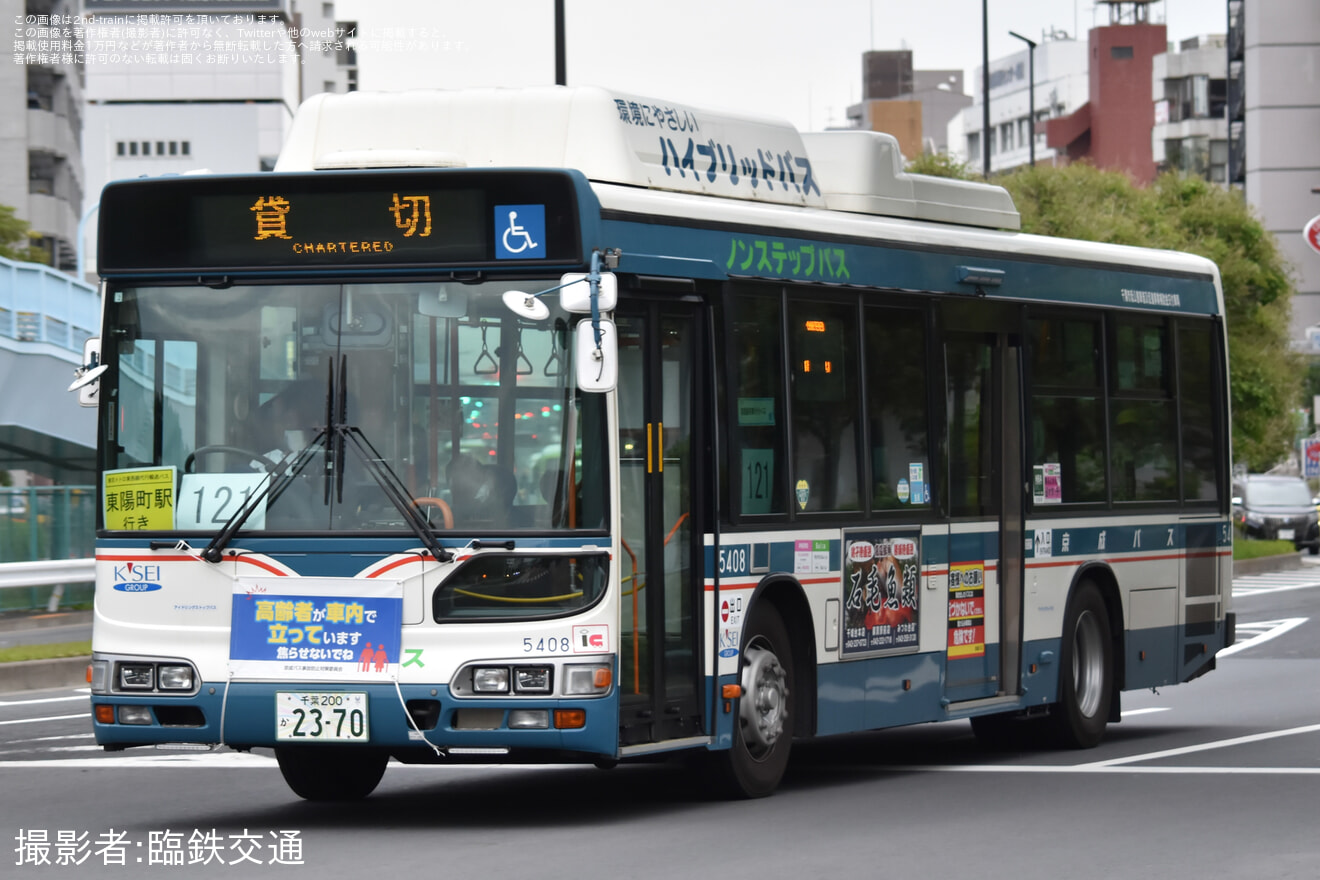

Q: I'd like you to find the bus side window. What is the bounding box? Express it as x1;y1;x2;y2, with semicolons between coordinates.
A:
1110;317;1176;502
1027;315;1106;505
731;291;786;517
787;295;861;513
864;307;930;511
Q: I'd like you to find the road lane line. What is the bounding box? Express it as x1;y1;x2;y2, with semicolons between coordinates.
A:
0;713;87;726
1119;708;1170;717
0;695;88;707
889;765;1320;775
1079;722;1320;767
1218;617;1308;657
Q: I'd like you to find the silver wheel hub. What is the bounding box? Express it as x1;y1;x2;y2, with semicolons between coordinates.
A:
1072;610;1105;718
740;642;789;756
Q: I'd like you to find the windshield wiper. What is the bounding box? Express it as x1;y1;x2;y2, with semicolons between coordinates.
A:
328;357;453;562
200;364;337;563
201;356;453;564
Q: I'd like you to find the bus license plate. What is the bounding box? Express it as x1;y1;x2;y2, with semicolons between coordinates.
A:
1279;529;1295;540
275;692;369;741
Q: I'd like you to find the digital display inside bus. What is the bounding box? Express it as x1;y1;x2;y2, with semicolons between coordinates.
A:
97;169;584;274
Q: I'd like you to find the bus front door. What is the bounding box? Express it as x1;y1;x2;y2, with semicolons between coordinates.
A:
942;302;1025;705
615;301;705;746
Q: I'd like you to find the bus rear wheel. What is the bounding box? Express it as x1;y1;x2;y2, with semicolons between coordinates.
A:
1049;581;1112;749
713;604;793;798
275;746;389;801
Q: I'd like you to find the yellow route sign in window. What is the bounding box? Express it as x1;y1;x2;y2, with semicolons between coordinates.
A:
103;467;177;531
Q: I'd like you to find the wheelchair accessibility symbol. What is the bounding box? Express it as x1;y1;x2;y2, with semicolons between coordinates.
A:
495;204;546;259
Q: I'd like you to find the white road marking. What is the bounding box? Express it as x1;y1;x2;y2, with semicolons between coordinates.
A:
1082;722;1320;767
0;713;87;727
1119;707;1170;718
0;695;88;707
1218;617;1308;657
1232;571;1320;597
893;764;1320;775
9;733;94;744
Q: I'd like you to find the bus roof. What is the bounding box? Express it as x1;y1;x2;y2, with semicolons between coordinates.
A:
276;85;1020;231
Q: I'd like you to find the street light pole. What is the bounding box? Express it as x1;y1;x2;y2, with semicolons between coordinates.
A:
982;0;991;178
1009;30;1038;167
75;203;99;283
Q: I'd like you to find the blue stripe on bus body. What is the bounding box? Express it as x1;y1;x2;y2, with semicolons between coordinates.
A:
598;218;1220;315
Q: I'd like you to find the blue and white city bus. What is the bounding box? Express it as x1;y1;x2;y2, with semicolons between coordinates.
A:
74;86;1233;799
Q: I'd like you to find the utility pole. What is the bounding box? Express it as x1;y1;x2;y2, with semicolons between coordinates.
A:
982;0;991;178
1009;30;1037;167
555;0;566;86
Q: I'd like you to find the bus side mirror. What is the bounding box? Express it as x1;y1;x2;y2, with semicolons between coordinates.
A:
575;319;617;393
68;337;106;407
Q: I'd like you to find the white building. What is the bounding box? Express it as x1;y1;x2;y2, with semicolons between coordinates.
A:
2;0;85;273
1152;35;1229;182
949;34;1089;175
80;0;357;278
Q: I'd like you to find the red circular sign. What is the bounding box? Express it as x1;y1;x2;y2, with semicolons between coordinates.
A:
1305;214;1320;256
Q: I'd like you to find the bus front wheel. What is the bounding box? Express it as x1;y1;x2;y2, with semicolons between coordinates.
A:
1049;581;1113;749
275;747;388;801
713;604;794;798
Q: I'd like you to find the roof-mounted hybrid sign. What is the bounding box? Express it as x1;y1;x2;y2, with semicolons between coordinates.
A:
279;86;830;209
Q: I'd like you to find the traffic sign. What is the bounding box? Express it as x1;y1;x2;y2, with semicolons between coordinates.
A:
1305;214;1320;256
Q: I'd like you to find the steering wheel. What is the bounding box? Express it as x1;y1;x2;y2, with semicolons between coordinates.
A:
413;497;455;529
185;445;279;474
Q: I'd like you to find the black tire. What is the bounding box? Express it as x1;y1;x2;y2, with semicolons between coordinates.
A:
711;603;794;798
1308;544;1319;556
1048;580;1113;749
275;747;388;801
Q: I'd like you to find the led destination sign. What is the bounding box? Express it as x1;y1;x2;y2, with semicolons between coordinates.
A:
97;170;584;274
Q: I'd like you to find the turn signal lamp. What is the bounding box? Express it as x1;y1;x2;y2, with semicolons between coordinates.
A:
94;704;115;724
553;709;586;729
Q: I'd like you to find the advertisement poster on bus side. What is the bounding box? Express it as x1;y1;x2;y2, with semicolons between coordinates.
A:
947;561;986;659
841;530;920;656
229;578;402;681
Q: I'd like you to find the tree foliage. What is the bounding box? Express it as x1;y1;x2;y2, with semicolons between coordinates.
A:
906;157;1300;470
0;203;48;264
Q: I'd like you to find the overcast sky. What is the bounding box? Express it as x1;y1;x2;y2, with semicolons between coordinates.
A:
333;0;1229;131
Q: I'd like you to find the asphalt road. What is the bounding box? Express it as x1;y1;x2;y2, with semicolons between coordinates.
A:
2;571;1318;879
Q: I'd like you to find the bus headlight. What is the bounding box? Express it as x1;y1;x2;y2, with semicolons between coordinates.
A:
563;664;612;695
118;663;154;690
157;665;194;690
472;667;510;693
514;666;552;694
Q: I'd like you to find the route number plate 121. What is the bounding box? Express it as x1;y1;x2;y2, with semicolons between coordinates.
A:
275;692;369;741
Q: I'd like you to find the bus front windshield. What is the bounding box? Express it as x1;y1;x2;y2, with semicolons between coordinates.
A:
100;279;607;534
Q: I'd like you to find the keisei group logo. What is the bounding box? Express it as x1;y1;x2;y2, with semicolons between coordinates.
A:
112;561;163;593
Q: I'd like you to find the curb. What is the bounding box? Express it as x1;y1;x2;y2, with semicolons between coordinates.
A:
0;656;89;694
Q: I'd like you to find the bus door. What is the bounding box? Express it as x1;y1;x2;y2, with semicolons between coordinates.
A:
615;298;706;746
941;301;1025;704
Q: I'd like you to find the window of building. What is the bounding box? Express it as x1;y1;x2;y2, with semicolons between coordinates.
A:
181;141;191;156
968;132;981;160
116;142;125;156
129;141;138;156
169;141;178;155
156;141;165;156
141;141;150;156
1111;45;1134;59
